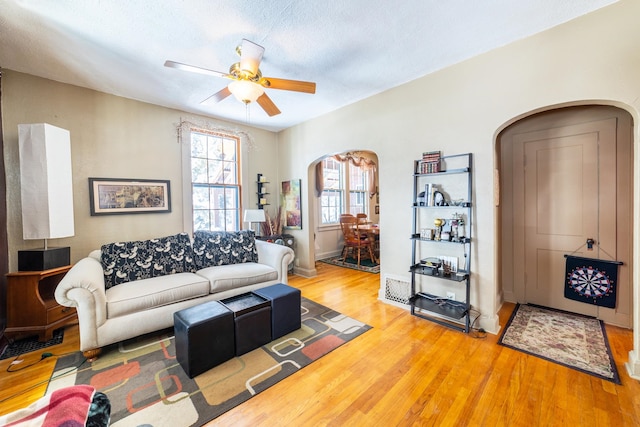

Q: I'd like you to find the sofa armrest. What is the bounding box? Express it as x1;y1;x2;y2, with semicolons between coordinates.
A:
55;257;108;350
255;239;294;283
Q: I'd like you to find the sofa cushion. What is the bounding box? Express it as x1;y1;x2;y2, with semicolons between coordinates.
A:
197;263;278;293
148;232;195;276
101;240;153;289
192;230;258;269
106;272;210;318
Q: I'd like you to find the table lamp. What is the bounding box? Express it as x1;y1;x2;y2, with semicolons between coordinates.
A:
243;209;265;236
18;123;75;271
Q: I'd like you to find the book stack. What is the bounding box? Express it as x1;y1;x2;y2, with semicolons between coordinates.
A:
419;151;441;174
424;183;436;206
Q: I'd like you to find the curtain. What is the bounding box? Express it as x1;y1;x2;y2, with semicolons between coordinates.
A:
315;162;324;197
332;153;378;198
315;152;378;198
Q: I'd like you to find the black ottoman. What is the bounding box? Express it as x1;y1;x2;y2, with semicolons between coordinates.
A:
221;293;271;356
174;301;234;378
253;283;301;340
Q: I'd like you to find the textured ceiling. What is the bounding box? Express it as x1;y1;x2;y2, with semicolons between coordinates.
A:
0;0;618;132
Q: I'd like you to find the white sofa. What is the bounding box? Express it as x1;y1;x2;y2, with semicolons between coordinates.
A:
55;231;294;360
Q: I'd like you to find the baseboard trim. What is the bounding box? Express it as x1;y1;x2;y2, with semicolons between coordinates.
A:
293;266;317;278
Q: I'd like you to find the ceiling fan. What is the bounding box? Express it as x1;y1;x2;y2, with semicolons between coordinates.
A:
165;39;316;117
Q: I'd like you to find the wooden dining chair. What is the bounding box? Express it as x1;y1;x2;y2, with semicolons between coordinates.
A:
356;213;368;223
339;215;376;266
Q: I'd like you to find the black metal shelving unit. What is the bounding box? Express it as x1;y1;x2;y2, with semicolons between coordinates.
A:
409;153;472;333
256;173;270;209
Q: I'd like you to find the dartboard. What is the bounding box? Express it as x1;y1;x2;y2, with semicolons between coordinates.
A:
567;265;613;298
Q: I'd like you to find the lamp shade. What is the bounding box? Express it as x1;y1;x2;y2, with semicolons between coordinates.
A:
18;123;75;240
228;80;265;104
243;209;266;223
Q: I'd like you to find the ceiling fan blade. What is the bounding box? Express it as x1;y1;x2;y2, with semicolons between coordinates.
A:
256;92;281;117
262;77;316;94
164;60;229;79
201;86;232;105
239;39;264;76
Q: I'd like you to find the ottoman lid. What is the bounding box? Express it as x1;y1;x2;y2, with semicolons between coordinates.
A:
174;300;230;324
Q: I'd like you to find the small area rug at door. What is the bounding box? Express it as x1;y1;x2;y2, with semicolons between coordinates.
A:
46;297;371;426
319;255;380;273
498;303;620;384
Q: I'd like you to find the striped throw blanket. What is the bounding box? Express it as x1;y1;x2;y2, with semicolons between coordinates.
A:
0;385;95;426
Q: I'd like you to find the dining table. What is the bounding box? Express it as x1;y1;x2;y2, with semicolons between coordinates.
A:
358;223;380;262
358;223;380;234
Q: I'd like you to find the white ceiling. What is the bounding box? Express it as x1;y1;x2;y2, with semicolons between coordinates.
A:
0;0;618;132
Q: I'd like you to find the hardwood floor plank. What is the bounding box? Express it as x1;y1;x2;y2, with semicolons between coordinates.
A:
1;262;639;426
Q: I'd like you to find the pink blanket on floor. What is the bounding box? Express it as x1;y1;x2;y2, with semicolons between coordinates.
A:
0;385;95;427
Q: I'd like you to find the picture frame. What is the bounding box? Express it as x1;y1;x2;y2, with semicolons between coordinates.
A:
89;178;171;216
281;179;302;229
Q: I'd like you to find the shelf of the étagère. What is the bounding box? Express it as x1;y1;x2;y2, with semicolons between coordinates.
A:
410;234;470;244
414;167;470;177
409;264;469;282
411;202;471;209
410;292;468;320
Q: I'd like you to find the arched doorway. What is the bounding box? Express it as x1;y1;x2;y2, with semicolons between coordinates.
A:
310;150;379;263
498;105;633;328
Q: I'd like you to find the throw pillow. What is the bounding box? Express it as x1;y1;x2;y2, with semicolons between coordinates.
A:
148;232;195;276
101;240;153;289
192;230;258;269
226;230;258;263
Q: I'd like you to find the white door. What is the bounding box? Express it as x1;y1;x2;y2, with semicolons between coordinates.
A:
513;118;618;317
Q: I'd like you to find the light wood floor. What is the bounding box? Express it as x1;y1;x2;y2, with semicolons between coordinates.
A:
1;262;639;426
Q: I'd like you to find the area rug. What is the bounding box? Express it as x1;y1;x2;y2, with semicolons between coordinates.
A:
498;303;620;384
0;328;64;360
319;256;380;273
46;298;371;426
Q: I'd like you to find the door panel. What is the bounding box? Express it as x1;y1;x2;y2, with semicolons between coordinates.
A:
502;107;632;328
514;118;619;318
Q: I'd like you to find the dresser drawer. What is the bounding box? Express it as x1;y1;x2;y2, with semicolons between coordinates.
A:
47;304;76;323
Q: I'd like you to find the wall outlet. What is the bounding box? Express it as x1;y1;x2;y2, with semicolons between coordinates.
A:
446;291;455;300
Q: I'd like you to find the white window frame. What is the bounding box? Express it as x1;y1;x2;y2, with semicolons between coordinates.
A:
348;164;368;215
319;157;344;225
182;128;242;232
319;157;369;225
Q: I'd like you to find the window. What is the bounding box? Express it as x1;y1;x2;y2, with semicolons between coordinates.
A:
319;156;369;224
349;165;368;215
320;157;343;224
190;130;241;231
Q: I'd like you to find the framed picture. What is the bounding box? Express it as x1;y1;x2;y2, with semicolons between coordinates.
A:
281;179;302;229
89;178;171;216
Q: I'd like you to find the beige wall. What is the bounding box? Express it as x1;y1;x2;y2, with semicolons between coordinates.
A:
2;71;281;270
277;0;640;336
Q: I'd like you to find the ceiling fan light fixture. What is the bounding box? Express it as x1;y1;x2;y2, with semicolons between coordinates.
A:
228;79;264;104
166;38;314;116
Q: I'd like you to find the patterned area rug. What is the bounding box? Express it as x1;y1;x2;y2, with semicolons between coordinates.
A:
0;329;64;360
46;298;371;426
498;304;620;384
319;256;380;273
